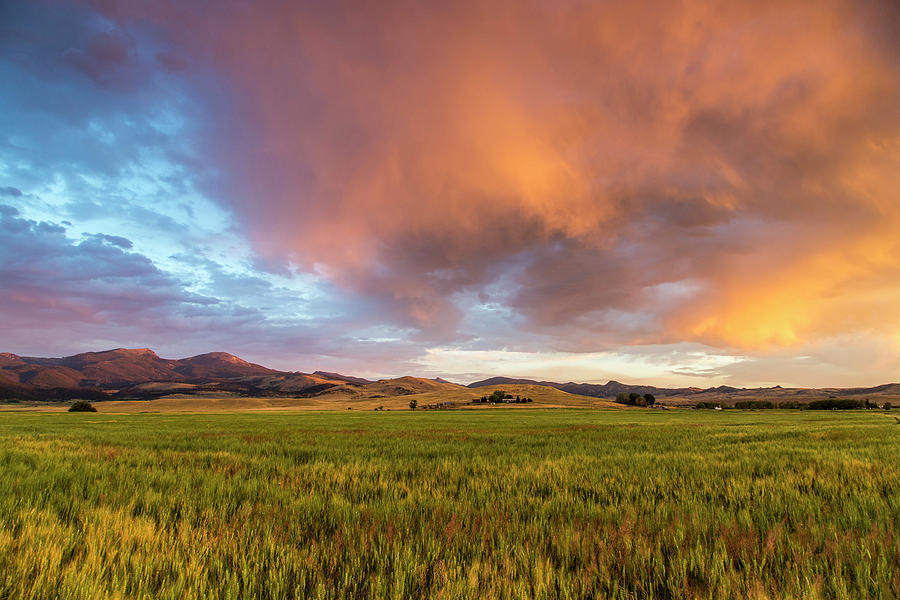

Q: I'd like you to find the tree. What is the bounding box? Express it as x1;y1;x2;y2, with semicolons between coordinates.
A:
885;402;893;411
644;393;656;406
628;392;641;405
615;392;629;404
409;399;417;410
68;400;97;413
490;390;507;403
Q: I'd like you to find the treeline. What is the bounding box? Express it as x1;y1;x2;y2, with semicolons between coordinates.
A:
113;382;350;401
0;386;111;403
807;398;886;410
735;400;774;409
615;392;656;407
473;390;533;404
695;399;892;410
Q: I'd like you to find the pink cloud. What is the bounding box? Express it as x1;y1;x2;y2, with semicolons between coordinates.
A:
84;0;900;353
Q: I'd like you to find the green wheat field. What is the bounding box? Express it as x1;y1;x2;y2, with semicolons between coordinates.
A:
1;409;898;599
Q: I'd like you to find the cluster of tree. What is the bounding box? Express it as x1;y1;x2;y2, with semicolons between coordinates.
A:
777;401;802;409
68;400;97;412
615;392;656;407
807;398;866;410
694;402;722;409
473;390;533;404
734;400;775;410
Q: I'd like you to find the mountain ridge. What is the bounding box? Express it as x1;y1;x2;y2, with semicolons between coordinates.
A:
466;376;900;402
2;348;899;405
0;348;467;403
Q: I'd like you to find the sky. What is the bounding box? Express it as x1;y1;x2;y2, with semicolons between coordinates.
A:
1;0;899;387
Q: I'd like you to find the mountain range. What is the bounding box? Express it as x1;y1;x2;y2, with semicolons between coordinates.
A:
466;376;900;404
2;348;899;406
0;348;461;403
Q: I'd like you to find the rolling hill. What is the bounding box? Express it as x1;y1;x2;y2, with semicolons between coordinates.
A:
468;376;900;406
0;349;473;406
2;347;899;410
467;376;704;398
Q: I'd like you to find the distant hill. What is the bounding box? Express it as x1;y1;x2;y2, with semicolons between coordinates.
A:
468;376;558;388
467;375;900;406
0;349;464;403
313;371;372;385
1;348;276;389
366;376;466;397
466;376;702;398
175;352;279;379
2;348;899;407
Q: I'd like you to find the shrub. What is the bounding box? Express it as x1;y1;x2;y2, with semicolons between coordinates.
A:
68;400;97;413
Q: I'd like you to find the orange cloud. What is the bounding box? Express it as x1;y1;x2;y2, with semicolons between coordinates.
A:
96;0;900;349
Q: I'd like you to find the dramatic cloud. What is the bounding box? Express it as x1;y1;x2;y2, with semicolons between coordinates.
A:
91;0;900;349
3;0;899;384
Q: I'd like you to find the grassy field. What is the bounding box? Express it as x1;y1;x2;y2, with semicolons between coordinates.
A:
0;409;898;599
